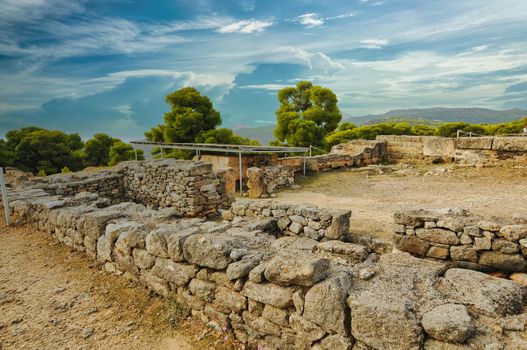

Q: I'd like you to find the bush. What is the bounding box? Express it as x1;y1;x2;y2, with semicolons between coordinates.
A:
61;166;71;174
37;169;47;177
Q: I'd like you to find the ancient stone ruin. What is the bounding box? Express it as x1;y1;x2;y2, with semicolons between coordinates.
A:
4;148;527;349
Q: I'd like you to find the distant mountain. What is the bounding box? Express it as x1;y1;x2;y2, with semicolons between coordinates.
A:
348;107;527;125
235;108;527;145
236;125;276;145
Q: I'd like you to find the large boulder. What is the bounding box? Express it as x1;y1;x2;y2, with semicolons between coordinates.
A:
421;304;474;343
303;274;352;336
438;268;527;316
264;252;329;287
241;281;294;308
348;253;448;350
183;233;246;270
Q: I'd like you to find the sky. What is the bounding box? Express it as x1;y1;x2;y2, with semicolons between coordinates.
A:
1;0;527;140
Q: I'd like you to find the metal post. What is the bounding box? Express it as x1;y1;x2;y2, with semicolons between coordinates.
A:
133;145;138;161
161;147;164;158
309;145;312;157
456;130;460;138
238;152;243;194
0;167;10;226
303;155;306;175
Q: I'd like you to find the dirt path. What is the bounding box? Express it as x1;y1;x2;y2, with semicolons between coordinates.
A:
275;165;527;240
0;222;240;350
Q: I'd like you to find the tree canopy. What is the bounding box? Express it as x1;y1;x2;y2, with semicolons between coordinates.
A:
109;141;144;166
5;127;85;174
84;133;120;166
274;81;342;147
0;127;144;175
145;87;258;158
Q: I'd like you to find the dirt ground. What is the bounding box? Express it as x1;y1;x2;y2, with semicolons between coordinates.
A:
0;222;242;350
275;164;527;240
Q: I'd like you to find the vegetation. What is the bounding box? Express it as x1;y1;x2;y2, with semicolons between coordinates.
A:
109;141;144;166
145;87;258;159
273;81;342;147
325;117;527;148
0;127;142;175
84;133;120;166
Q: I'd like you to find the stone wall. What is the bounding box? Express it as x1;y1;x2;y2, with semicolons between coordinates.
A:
393;208;527;272
118;159;231;216
46;171;125;203
376;135;527;164
8;188;527;350
19;159;232;217
222;199;352;241
246;166;295;198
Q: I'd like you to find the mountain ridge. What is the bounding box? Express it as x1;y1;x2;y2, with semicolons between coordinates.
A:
235;107;527;145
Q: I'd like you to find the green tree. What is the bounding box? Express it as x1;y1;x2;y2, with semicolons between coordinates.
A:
274;81;342;147
109;141;144;166
145;87;258;158
145;87;222;144
11;128;85;174
84;133;119;166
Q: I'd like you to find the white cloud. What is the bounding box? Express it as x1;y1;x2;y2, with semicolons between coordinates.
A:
217;19;273;34
360;39;389;49
238;84;290;91
297;13;324;28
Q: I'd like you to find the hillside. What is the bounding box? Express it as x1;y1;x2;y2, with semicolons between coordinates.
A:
348;107;527;125
235;125;276;145
235;107;527;145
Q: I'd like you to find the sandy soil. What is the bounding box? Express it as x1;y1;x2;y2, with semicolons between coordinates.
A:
0;222;241;350
275;165;527;240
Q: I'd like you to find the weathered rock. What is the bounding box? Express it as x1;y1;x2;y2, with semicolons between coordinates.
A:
316;241;369;265
241;281;294;308
145;231;169;258
492;239;520;254
436;217;465;232
166;227;199;262
246;167;266;198
450;245;478;262
499;225;527;241
424;339;470;350
183;234;243;270
427;245;449;259
289;314;326;344
416;228;459;245
349;253;447;350
478;251;527;272
510;272;527;287
393;234;429;256
132;248;156;269
261;304;288;327
326;210;351;239
319;334;353;350
439;268;527;316
140;270;169;297
114;228;146;256
96;235;113;262
151;258;197;286
226;255;262;280
264;252;329;287
474;236;492;250
188;278;216;301
243;311;282;336
421;304;474;343
303;274;352;336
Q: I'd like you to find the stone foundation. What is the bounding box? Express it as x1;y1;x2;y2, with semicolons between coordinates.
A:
7;189;527;350
18;159;231;217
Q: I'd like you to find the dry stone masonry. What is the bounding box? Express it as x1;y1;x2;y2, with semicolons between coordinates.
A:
4;158;527;350
246;166;295;198
222;199;351;241
394;208;527;272
16;159;231;217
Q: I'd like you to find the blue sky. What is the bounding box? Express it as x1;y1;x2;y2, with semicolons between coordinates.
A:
1;0;527;140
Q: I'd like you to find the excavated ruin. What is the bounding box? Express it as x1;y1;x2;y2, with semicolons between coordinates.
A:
3;154;527;350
